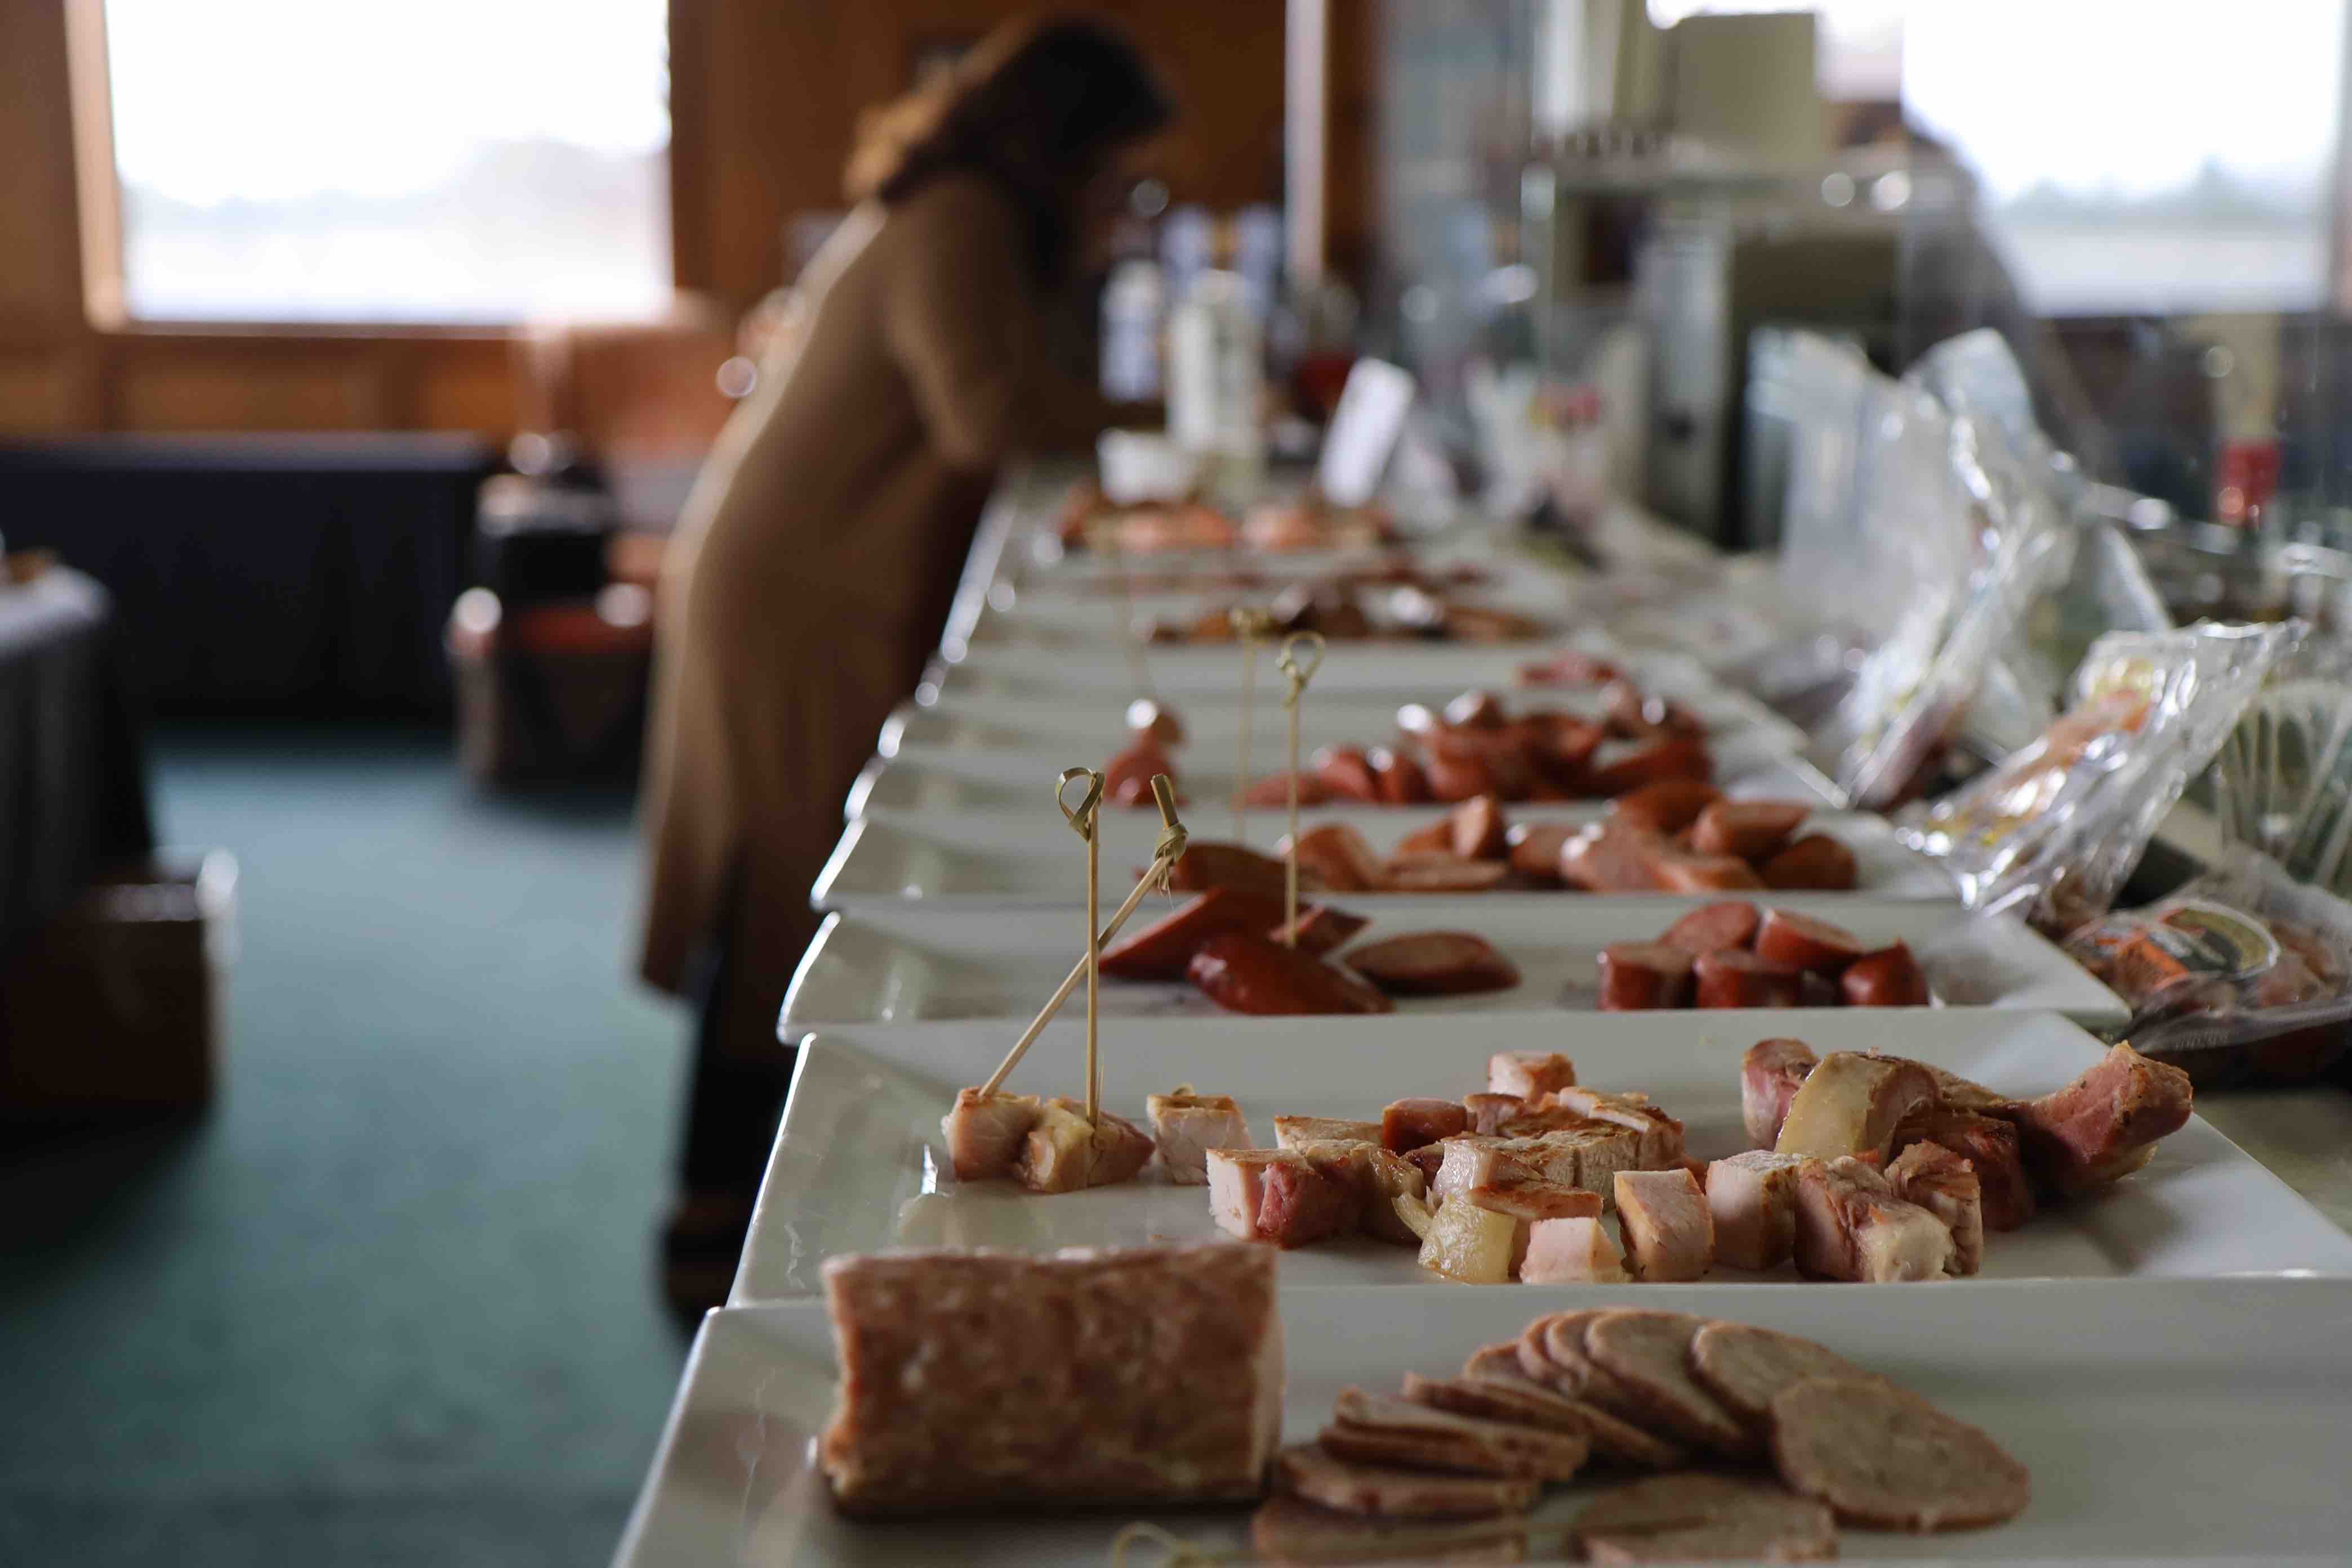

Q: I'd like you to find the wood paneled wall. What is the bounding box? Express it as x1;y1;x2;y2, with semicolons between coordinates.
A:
0;1;1366;440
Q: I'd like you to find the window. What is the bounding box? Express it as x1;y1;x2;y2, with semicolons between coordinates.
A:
95;0;671;325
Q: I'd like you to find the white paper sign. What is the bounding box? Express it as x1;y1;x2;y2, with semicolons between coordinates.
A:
1317;358;1416;507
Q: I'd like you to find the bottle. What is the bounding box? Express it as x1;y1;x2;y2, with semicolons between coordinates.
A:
1167;269;1266;482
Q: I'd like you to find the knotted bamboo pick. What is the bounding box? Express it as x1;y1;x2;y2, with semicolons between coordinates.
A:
979;774;1187;1097
1227;605;1273;842
1276;631;1326;943
1054;766;1107;1120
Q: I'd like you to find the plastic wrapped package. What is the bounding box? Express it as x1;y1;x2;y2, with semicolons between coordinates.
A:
2065;848;2352;1086
1900;621;2306;934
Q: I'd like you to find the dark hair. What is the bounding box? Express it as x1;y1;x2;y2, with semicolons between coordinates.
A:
847;18;1174;284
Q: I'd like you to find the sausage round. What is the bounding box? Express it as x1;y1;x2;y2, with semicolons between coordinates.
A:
1558;823;1669;892
1187;932;1395;1015
1689;800;1810;861
1652;848;1768;894
1609;777;1724;835
1753;908;1868;975
1448;795;1511;860
1599;942;1696;1010
1313;745;1383;803
1759;834;1859;891
1659;899;1762;955
1587;737;1712;799
1368;746;1432;805
1346;932;1521;996
1507;822;1578;883
1840;942;1931;1007
1693;949;1805;1009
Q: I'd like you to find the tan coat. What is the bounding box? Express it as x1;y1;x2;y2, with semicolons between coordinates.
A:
637;174;1112;1057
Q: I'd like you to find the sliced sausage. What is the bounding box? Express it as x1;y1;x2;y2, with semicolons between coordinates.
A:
1098;887;1289;980
1241;770;1330;808
1447;795;1510;860
1689;799;1810;860
1506;822;1578;883
1285;822;1389;893
1124;697;1186;746
1598;942;1695;1010
1522;712;1605;789
1587;736;1712;799
1753;908;1867;975
1608;777;1723;835
1103;736;1178;806
1602;680;1705;742
1444;689;1509;729
1346;932;1521;997
1651;847;1767;894
1367;745;1431;804
1760;834;1859;891
1768;1376;2032;1531
1518;650;1623;687
1383;857;1512;893
1694;948;1805;1009
1841;942;1931;1006
1424;749;1500;803
1659;899;1761;955
1427;724;1541;800
1269;903;1371;957
1311;745;1382;803
1165;840;1295;898
1558;822;1669;892
1187;932;1395;1016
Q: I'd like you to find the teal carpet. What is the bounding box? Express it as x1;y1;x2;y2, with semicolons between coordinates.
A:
0;725;690;1566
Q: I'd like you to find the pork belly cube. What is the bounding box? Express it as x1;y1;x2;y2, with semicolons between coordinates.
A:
1258;1156;1357;1248
941;1088;1043;1182
1519;1215;1631;1284
1741;1038;1817;1149
2008;1042;2194;1195
1464;1092;1525;1134
1613;1169;1714;1282
1468;1180;1603;1275
1274;1114;1385;1149
1774;1052;1939;1164
1208;1148;1302;1240
1430;1134;1588;1204
1895;1106;2035;1230
1545;1121;1643;1206
818;1241;1281;1513
1889;1141;1982;1275
1704;1150;1808;1271
1546;1086;1686;1169
1292;1139;1428;1245
1488;1050;1578;1100
1014;1099;1097;1193
1794;1155;1955;1282
1416;1194;1522;1284
1382;1097;1472;1154
1145;1088;1253;1185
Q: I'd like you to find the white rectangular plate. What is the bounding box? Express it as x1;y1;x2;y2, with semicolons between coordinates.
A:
847;725;1832;816
813;805;1950;907
784;893;2120;1029
733;1010;2352;1302
618;1275;2352;1567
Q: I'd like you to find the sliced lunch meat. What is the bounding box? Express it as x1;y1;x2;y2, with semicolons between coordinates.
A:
1382;1097;1472;1154
1794;1156;1957;1283
1311;744;1382;804
1704;1149;1809;1270
1269;902;1372;957
1459;1345;1685;1470
1445;795;1511;859
939;1087;1042;1182
1742;1037;1819;1148
1612;1169;1714;1282
1894;1107;2035;1231
1488;1049;1578;1099
1274;1113;1384;1148
1559;821;1670;892
1518;1216;1629;1284
1143;1087;1252;1185
1366;745;1432;805
1774;1052;1940;1163
1271;1441;1538;1520
1463;1092;1524;1134
1659;898;1762;955
1689;799;1811;860
1753;907;1867;975
1689;1321;1883;1429
1769;1375;2032;1531
1841;941;1931;1006
1760;833;1859;891
1405;1371;1606;1438
1347;932;1522;996
818;1242;1279;1513
1572;1472;1839;1564
1283;822;1391;893
1100;887;1291;980
1888;1141;1983;1274
2008;1043;2194;1195
1651;845;1769;894
1598;941;1696;1010
1327;1388;1591;1481
1609;776;1724;835
1505;821;1578;882
1582;1309;1756;1458
1188;932;1395;1016
1165;840;1297;898
1249;1495;1530;1563
1694;948;1805;1009
1013;1099;1154;1193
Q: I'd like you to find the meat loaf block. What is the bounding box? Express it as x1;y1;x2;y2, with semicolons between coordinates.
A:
818;1242;1281;1513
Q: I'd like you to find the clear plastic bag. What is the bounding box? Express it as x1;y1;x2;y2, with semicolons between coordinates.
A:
1900;621;2306;933
2064;847;2352;1086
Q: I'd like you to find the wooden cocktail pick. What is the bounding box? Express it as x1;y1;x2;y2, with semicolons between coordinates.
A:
1055;766;1106;1119
1276;631;1326;943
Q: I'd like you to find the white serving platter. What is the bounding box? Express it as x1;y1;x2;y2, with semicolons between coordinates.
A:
783;894;2117;1030
965;575;1575;648
731;1009;2352;1303
617;1275;2352;1567
845;725;1833;818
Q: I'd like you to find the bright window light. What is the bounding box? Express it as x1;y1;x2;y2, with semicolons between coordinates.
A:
101;0;672;324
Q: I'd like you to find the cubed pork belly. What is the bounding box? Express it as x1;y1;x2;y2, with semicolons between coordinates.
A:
1888;1140;1982;1274
1207;1147;1352;1246
940;1088;1042;1182
1519;1215;1630;1284
1012;1098;1154;1193
1544;1085;1687;1169
2007;1042;2194;1195
1545;1121;1645;1205
818;1242;1281;1513
1291;1138;1428;1245
1144;1086;1252;1185
1428;1133;1589;1204
1271;1442;1538;1518
1325;1388;1592;1482
1774;1052;1939;1164
1463;1092;1524;1134
1893;1106;2035;1231
1794;1156;1955;1282
1415;1193;1521;1283
1249;1494;1530;1562
1613;1168;1714;1282
1274;1113;1385;1148
1487;1049;1578;1099
1381;1097;1471;1153
1741;1038;1817;1148
1468;1180;1603;1275
1704;1150;1809;1270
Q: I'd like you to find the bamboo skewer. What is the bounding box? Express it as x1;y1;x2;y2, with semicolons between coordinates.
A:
1276;631;1326;944
979;774;1187;1097
1228;606;1272;843
1059;769;1105;1119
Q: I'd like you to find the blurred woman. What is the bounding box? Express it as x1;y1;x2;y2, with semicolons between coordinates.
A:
638;18;1173;1312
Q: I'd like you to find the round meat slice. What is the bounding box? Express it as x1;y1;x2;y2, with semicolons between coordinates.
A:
1573;1473;1838;1563
1658;899;1762;955
1753;908;1868;975
1761;834;1859;891
1598;942;1695;1010
1769;1375;2032;1531
1690;1321;1883;1429
1582;1310;1754;1458
1841;942;1931;1007
1688;799;1811;861
1345;932;1521;996
1692;948;1803;1009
